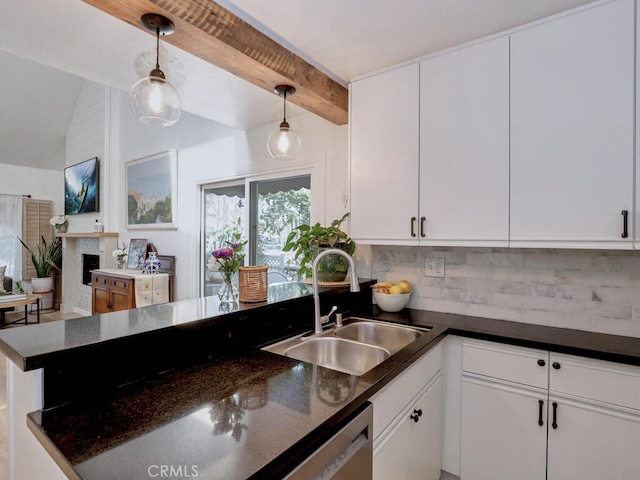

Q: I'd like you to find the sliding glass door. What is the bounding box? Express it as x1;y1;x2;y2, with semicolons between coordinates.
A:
201;174;310;296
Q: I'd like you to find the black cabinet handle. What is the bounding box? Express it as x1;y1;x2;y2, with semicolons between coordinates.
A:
538;400;544;426
410;408;422;423
420;217;426;238
552;362;561;370
537;359;546;367
552;402;558;429
410;217;417;238
622;210;629;239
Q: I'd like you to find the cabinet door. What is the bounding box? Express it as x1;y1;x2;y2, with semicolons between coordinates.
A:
510;0;634;248
91;274;111;314
419;36;509;246
547;396;640;480
461;377;547;480
111;288;134;312
350;63;419;244
92;284;110;314
374;376;442;480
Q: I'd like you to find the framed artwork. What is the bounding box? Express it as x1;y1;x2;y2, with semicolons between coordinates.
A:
127;239;148;270
64;157;99;215
126;149;177;229
156;255;175;273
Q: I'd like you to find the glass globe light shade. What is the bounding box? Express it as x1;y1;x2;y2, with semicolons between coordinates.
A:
130;73;182;127
267;121;302;161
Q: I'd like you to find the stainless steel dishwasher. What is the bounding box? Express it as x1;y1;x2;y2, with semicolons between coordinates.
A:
284;402;373;479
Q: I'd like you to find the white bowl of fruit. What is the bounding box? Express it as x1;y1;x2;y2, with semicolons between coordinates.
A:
372;280;412;312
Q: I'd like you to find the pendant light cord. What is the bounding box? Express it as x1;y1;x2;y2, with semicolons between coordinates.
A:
155;27;161;70
282;91;287;122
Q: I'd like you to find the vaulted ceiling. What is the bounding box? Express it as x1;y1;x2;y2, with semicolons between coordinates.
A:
2;0;597;169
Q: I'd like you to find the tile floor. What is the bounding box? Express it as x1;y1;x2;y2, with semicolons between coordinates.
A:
0;310;81;480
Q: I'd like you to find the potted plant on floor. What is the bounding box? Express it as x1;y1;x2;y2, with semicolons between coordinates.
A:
283;212;356;282
18;235;62;296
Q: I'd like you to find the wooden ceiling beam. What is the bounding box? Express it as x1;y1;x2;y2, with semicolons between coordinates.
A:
81;0;349;125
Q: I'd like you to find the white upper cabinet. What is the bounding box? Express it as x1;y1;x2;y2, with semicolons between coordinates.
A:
350;0;636;249
419;36;509;246
350;63;419;244
510;0;635;248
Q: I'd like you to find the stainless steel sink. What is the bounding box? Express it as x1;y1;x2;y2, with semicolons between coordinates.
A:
283;337;390;376
263;317;431;376
334;319;425;355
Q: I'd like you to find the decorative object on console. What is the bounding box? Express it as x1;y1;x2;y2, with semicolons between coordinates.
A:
267;85;302;161
143;251;161;274
50;215;68;233
126;150;178;229
130;13;182;127
283;212;356;282
93;219;104;233
112;243;128;270
64;157;99;215
127;239;148;269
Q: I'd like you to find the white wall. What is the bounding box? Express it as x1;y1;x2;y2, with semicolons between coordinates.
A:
109;88;348;302
0;164;62;212
65;79;107;231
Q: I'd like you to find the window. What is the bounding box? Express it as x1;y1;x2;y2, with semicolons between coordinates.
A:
0;194;24;279
250;175;310;283
201;174;310;295
202;182;246;297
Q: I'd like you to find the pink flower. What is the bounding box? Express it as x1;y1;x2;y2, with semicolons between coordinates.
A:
212;248;234;259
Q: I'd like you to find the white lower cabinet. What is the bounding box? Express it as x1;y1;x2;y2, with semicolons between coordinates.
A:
547;395;640;480
370;342;442;480
461;378;547;480
460;338;640;480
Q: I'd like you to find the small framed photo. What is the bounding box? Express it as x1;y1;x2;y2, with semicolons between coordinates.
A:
126;149;177;229
156;255;175;273
127;239;148;269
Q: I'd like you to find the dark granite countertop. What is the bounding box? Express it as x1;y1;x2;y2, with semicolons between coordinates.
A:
8;284;640;479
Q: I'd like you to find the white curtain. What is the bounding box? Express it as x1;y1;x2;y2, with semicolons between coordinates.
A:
0;194;23;278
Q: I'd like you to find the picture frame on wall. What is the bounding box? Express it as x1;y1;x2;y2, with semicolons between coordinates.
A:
126;149;177;229
64;157;99;215
127;239;148;270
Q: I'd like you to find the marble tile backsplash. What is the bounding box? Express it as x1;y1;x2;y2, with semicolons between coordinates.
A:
362;245;640;338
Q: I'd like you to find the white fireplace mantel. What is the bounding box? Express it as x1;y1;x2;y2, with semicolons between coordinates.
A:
59;233;119;315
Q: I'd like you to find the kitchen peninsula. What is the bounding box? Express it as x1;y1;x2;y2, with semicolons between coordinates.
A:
3;280;640;479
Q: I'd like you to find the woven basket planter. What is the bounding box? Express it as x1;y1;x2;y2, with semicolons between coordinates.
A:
238;266;268;303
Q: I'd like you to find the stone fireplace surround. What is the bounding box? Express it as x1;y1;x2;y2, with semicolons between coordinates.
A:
58;233;118;315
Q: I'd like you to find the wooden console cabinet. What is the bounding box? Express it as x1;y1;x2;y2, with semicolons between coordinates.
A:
91;272;135;314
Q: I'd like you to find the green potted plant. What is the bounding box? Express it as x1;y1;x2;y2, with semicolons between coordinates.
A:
283;212;356;282
18;235;62;294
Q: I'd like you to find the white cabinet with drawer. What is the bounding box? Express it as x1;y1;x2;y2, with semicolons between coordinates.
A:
370;341;442;480
460;338;640;480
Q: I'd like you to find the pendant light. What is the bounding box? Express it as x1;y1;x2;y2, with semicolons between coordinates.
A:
130;14;182;127
267;85;302;161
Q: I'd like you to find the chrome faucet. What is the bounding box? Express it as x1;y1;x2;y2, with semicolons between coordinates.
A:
311;248;360;335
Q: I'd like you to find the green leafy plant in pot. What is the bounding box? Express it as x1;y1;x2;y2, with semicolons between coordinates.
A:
19;235;62;296
283;212;356;282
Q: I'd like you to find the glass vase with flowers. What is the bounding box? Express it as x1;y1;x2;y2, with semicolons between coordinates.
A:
112;243;128;269
207;233;247;304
